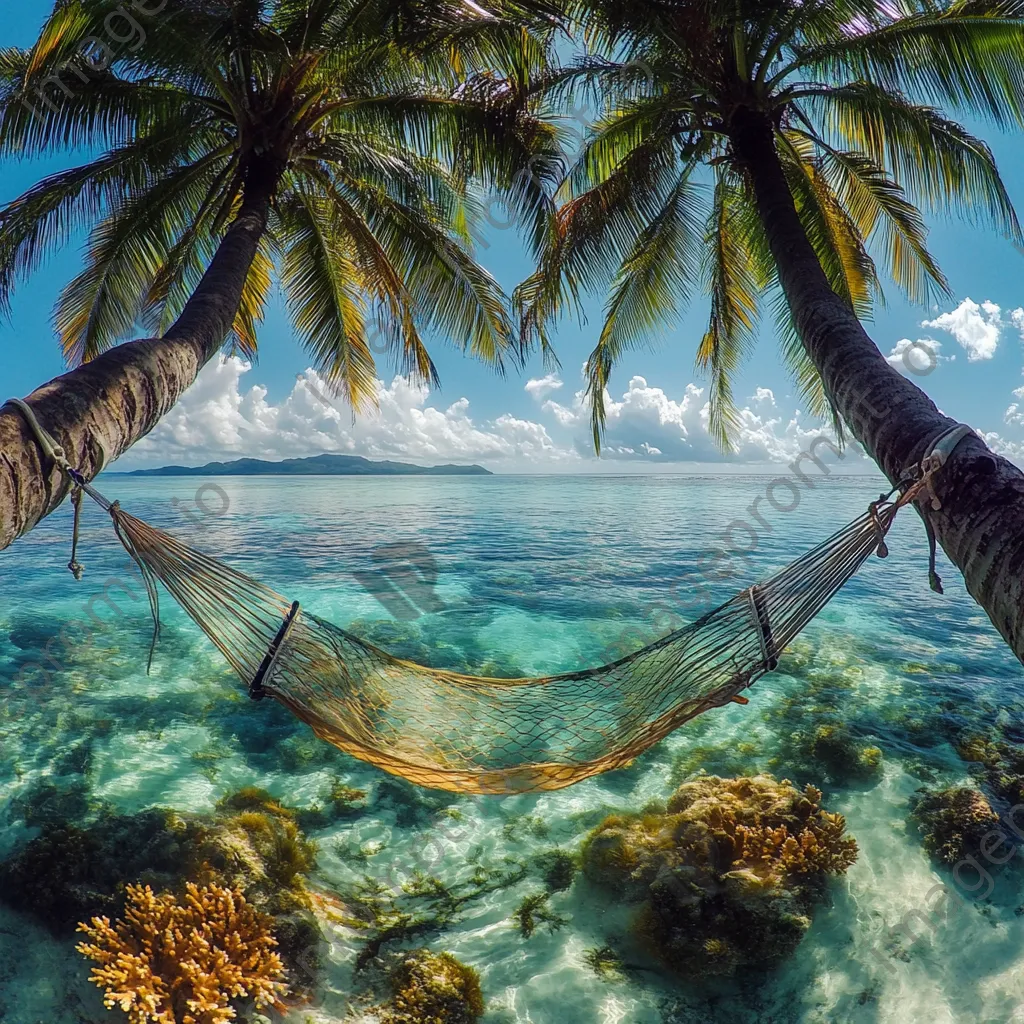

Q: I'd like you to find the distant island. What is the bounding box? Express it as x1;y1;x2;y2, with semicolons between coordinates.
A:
122;454;493;477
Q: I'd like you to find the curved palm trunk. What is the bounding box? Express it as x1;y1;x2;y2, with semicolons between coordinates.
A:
0;173;275;553
729;108;1024;666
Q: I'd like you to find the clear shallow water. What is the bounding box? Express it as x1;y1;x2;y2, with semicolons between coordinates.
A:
1;473;1023;1024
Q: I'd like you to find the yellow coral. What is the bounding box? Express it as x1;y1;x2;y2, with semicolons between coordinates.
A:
76;882;288;1024
732;810;857;877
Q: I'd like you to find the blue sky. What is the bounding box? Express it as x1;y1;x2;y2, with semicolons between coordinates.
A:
3;3;1024;471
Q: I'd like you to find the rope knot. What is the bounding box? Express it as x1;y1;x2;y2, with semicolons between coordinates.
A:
868;500;889;558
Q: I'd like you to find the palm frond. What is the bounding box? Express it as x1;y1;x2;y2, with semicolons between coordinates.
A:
795;129;950;305
801;82;1022;242
54;155;228;363
230;238;275;360
789;10;1024;125
280;188;380;410
585;167;706;451
695;170;761;452
776;131;880;318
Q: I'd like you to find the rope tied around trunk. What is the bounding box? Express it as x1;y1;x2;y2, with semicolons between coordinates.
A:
3;397;115;580
0;398;979;793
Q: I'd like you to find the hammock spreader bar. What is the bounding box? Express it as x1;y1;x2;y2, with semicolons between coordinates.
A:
1;396;976;794
250;601;301;701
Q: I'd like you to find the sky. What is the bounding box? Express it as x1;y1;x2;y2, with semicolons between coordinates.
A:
3;4;1024;473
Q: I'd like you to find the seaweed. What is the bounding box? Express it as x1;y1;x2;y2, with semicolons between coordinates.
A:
511;891;570;938
337;860;528;970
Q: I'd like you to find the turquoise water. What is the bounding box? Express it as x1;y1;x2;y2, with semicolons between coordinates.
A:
2;473;1023;1023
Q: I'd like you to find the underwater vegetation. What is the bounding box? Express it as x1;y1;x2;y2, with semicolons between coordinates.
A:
581;774;857;976
510;891;570;938
581;946;628;982
909;787;1004;865
536;848;577;892
334;861;528;970
0;788;324;995
76;881;287;1024
368;949;485;1024
801;724;883;785
667;639;888;792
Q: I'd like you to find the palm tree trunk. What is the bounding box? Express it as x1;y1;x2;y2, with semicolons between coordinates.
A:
0;167;277;553
728;107;1024;667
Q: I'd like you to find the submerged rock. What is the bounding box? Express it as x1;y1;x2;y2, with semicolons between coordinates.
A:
581;773;858;977
910;786;1006;865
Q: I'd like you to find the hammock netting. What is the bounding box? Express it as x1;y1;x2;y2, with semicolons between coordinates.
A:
106;495;904;794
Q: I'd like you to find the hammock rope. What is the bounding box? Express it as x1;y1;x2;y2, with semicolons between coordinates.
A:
2;397;973;794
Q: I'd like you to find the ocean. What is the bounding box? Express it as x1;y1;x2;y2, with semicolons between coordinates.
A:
1;473;1023;1024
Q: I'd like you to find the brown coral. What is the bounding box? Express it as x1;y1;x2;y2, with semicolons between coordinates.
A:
910;787;1003;865
379;950;485;1024
581;774;858;976
76;882;288;1024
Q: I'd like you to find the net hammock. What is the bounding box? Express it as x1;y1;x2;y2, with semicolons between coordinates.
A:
4;397;971;795
106;494;908;794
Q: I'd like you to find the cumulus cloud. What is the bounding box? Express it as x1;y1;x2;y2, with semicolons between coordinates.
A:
1007;380;1024;428
544;375;856;465
524;373;564;400
886;337;949;375
922;298;1003;361
979;429;1024;466
121;358;873;472
126;357;577;469
1010;308;1024;340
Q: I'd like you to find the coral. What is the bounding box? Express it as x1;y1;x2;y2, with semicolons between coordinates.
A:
581;774;858;976
910;787;1003;865
954;738;1024;807
956;734;1002;768
0;795;323;995
511;892;570;938
378;950;484;1024
77;882;287;1024
807;725;884;784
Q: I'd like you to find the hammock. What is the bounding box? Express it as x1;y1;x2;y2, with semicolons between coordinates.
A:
3;398;971;795
109;499;902;794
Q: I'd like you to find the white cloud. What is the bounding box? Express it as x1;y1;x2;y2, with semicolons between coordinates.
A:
979;429;1024;466
126;357;577;469
1008;384;1024;428
544;375;856;465
524;373;564;400
921;298;1002;361
120;358;874;473
886;337;949;374
1010;308;1024;340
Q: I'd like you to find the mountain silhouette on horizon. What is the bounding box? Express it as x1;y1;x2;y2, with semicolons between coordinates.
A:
121;453;493;477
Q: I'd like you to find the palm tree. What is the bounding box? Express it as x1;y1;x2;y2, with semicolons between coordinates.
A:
0;0;563;550
519;0;1024;665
